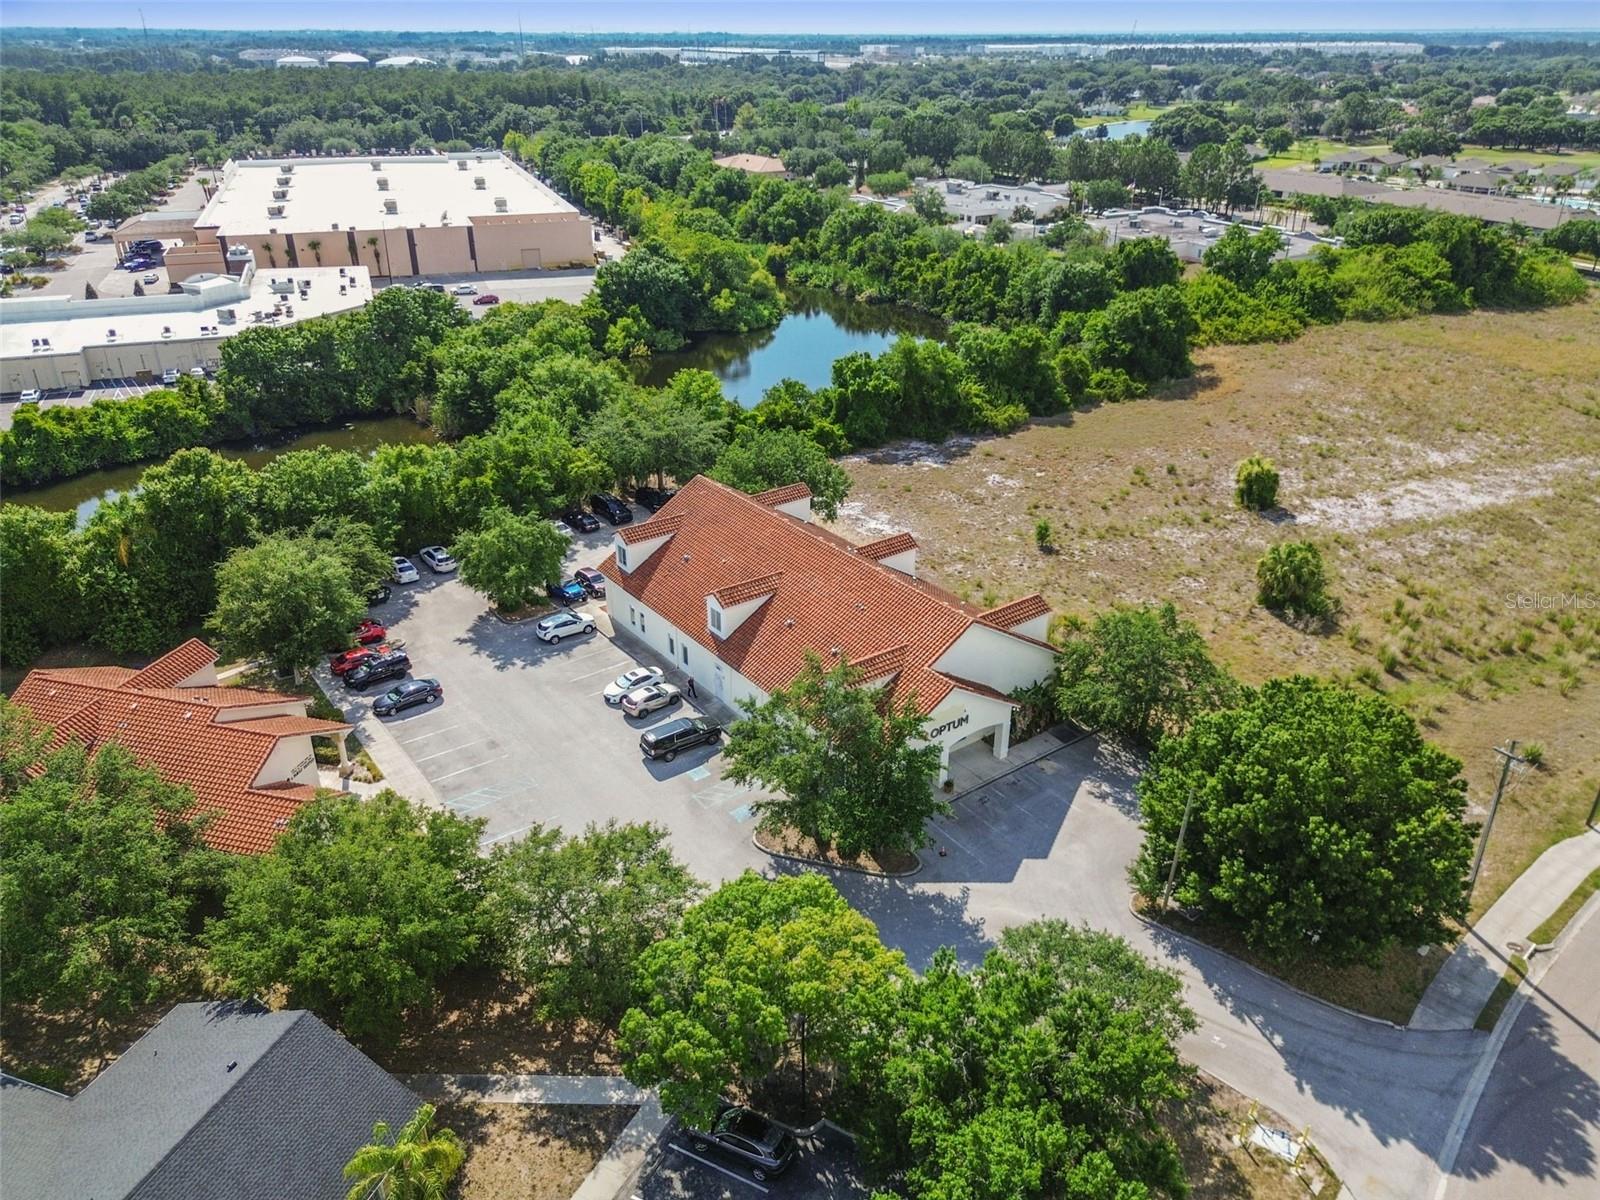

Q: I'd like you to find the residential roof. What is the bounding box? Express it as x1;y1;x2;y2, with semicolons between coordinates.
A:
600;476;1049;714
10;642;345;854
1259;168;1389;199
713;153;789;175
856;531;918;560
980;594;1052;630
0;1000;416;1200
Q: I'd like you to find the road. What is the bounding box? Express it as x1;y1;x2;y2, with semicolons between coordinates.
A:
1440;898;1600;1200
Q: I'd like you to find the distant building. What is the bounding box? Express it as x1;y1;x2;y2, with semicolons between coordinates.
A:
1;1000;417;1200
325;51;370;67
713;153;790;178
274;54;321;68
374;55;436;67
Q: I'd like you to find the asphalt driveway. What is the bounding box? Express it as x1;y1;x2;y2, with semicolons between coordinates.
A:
638;1124;867;1200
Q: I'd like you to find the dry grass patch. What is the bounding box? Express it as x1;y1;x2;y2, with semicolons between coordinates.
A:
1167;1072;1342;1200
0;998;171;1093
834;300;1600;923
437;1101;635;1200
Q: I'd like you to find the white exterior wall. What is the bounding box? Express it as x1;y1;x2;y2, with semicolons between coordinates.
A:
709;592;771;640
772;495;813;522
921;688;1018;780
875;548;917;576
934;624;1055;695
614;531;676;574
1007;612;1051;641
615;593;769;711
210;699;308;723
253;735;320;787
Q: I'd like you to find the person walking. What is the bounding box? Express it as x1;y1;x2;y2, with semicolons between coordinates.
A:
686;676;698;698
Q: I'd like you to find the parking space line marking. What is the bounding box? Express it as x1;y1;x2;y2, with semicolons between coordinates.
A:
565;644;621;663
568;660;631;683
430;755;509;782
666;1145;768;1193
929;821;975;853
412;738;490;763
480;824;538;846
397;724;461;744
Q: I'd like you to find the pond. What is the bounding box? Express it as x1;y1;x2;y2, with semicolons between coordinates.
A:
635;288;943;406
7;415;436;527
1075;119;1153;141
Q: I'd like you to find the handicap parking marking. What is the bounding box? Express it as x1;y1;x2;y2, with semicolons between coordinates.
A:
686;765;711;782
729;804;755;824
442;776;541;814
691;780;751;810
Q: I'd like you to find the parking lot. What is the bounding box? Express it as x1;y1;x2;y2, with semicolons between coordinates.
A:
340;510;772;882
637;1124;868;1200
0;378;180;429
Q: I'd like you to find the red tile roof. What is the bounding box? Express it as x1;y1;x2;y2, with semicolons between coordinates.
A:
713;572;785;606
856;532;917;560
122;637;216;689
600;476;1049;715
980;594;1051;630
10;641;336;855
752;482;812;507
618;513;685;545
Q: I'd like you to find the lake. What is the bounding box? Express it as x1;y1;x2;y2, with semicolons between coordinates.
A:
7;415;436;526
636;288;943;406
1075;119;1153;141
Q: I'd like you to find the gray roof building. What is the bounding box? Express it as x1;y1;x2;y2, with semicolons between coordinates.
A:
0;1000;417;1200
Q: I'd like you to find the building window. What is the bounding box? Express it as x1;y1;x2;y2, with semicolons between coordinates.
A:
629;606;636;627
668;635;676;656
640;612;646;633
682;644;689;665
709;606;722;633
617;545;628;568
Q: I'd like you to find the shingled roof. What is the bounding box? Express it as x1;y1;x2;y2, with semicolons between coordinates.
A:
11;642;347;855
0;1000;417;1200
600;476;1049;714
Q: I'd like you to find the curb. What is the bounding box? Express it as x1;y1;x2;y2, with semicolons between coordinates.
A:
753;832;924;879
1129;900;1410;1032
946;725;1096;804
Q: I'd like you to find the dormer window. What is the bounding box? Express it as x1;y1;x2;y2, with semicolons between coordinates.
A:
617;546;628;569
709;606;723;633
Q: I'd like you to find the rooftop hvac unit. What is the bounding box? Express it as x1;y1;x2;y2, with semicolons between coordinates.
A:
218;308;236;323
383;198;398;215
473;176;486;189
370;160;383;171
276;175;291;186
456;159;468;171
282;164;294;174
493;196;508;212
376;177;389;191
267;205;285;217
272;189;288;200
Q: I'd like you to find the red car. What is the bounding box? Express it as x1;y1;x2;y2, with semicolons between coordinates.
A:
473;293;500;305
354;619;387;645
330;643;395;676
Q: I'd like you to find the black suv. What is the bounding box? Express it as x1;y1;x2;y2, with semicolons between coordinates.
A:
640;717;722;762
588;493;633;526
687;1106;797;1181
561;507;601;534
634;485;677;513
346;650;411;690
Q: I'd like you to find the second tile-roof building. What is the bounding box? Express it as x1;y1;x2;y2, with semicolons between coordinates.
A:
600;476;1056;780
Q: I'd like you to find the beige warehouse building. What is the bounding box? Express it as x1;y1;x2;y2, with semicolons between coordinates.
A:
159;152;593;284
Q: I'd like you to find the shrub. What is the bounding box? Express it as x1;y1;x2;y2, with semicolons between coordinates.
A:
1034;518;1054;552
1257;541;1333;618
1234;455;1280;511
865;170;911;196
1522;742;1545;768
1186;274;1306;346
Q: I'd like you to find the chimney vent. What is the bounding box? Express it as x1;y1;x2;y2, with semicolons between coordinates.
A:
474;176;486;189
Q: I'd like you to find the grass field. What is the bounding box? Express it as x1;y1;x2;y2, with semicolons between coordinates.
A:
833;299;1600;933
1257;137;1600;173
1074;103;1171;128
1255;138;1388;169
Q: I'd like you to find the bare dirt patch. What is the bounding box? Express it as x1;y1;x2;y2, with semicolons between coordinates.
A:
833;301;1600;923
754;825;920;876
0;998;172;1093
1168;1072;1342;1200
437;1101;635;1200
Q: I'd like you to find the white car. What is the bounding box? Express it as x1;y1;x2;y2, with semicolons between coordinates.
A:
536;610;595;643
161;368;181;385
392;556;420;584
604;666;664;706
189;366;207;378
621;682;683;718
18;388;42;404
550;519;574;538
451;283;477;295
142;272;160;284
419;545;458;573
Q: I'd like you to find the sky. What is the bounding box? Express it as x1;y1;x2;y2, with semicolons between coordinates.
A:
5;0;1598;35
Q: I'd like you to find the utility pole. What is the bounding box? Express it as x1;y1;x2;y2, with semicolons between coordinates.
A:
1468;741;1525;895
1160;789;1198;912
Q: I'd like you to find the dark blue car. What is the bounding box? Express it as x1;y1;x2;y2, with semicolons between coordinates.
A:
548;578;587;606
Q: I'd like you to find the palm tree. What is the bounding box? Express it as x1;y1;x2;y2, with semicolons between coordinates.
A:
343;1104;465;1200
306;238;323;266
365;235;383;277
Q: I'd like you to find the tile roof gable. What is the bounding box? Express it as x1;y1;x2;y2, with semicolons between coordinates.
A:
856;532;917;560
122;638;218;690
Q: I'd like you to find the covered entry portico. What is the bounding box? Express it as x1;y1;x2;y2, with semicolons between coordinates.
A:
925;685;1016;786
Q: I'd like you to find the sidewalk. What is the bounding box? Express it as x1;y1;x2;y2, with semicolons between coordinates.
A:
1410;826;1600;1030
404;1073;669;1200
310;662;441;809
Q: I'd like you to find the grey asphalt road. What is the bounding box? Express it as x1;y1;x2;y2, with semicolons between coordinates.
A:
638;1124;867;1200
1441;898;1600;1200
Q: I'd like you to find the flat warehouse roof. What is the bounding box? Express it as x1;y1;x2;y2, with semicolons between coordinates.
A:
198;153;577;237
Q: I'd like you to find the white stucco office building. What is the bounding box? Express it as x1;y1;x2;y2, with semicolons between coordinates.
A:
599;476;1055;781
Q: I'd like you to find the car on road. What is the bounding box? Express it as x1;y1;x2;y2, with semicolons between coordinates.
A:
330;642;399;676
392;556;420;584
366;583;392;606
640;716;722;762
573;566;606;598
161;368;181;385
550;519;574;538
451;283;477;295
548;578;588;606
535;610;595;644
561;507;601;533
473;293;500;305
353;618;388;645
685;1106;796;1181
374;677;443;716
142;272;160;284
419;545;457;573
604;666;664;705
588;493;632;526
621;682;682;718
189;366;207;378
18;389;42;404
634;485;677;512
121;258;151;271
346;650;412;690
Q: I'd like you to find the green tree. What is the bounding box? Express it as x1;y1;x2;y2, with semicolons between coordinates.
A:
490;820;701;1023
1056;603;1239;744
1033;518;1054;553
856;921;1194;1199
209;791;490;1039
342;1103;466;1200
1234;454;1281;510
1256;540;1333;618
1082;177;1130;211
620;872;909;1126
0;504;81;664
207;533;367;676
723;654;946;857
1081;285;1194;383
1203;224;1284;291
710;426;852;520
1108;236;1183;290
0;710;214;1024
455;507;570;612
1132;676;1474;964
